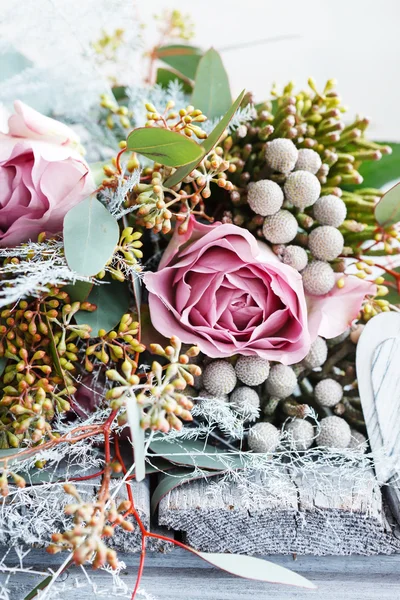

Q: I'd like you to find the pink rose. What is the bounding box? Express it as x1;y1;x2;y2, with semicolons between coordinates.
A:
144;218;310;363
144;218;375;364
0;100;95;247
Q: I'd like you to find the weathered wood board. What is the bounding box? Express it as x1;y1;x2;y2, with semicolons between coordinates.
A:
2;547;400;600
158;466;400;555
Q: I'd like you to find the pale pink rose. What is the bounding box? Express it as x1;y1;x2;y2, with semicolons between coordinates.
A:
0;100;95;247
144;217;311;364
306;274;375;339
144;218;375;364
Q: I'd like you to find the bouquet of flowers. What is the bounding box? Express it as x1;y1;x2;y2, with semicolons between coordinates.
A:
0;7;399;599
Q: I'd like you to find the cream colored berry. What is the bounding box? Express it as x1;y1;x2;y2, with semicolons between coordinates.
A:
265;138;298;174
282;245;308;271
348;429;367;452
248;422;280;453
203;360;237;396
303;336;328;369
316;415;351;449
308;226;344;261
294;148;322;175
302;261;335;296
265;364;297;398
230;387;260;421
262;210;298;244
283;170;321;209
235;356;270;386
285;418;314;450
313;195;347;227
247;180;284;216
314;378;343;407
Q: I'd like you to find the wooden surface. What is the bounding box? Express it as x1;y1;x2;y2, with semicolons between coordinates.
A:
159;466;400;555
2;547;400;599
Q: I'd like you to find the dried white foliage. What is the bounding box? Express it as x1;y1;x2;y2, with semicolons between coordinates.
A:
203;103;257;135
0;239;96;308
151;402;398;516
191;394;257;440
0;0;141;115
0;547;157;599
102;170;142;219
226;103;257;133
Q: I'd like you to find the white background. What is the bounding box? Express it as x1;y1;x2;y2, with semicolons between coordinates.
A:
139;0;400;141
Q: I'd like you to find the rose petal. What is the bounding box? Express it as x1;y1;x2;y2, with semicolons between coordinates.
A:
8;100;80;148
306;275;376;339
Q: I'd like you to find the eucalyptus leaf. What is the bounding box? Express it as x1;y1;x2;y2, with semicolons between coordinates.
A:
63;197;119;277
126;127;205;167
126;393;145;482
382;267;400;305
149;438;246;470
164;89;245;188
358;142;400;189
156;67;193;94
90;160;109;186
193;552;316;589
111;457;174;480
112;85;128;101
151;467;223;514
375;181;400;227
24;575;53;600
45;314;65;381
132;271;141;316
192;48;232;119
155;44;202;80
0;447;25;468
0;357;7;377
63;280;93;303
74;278;130;337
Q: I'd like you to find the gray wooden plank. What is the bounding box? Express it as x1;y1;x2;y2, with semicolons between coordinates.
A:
1;547;400;600
158;467;400;555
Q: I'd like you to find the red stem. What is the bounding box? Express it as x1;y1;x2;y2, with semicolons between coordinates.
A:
131;535;147;599
69;470;105;482
145;531;195;553
115;147;127;174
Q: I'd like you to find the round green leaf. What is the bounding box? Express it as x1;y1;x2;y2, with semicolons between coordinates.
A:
63;280;93;303
192;48;232;120
74;278;130;337
375;181;400;227
126;127;205;167
63;197;119;277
